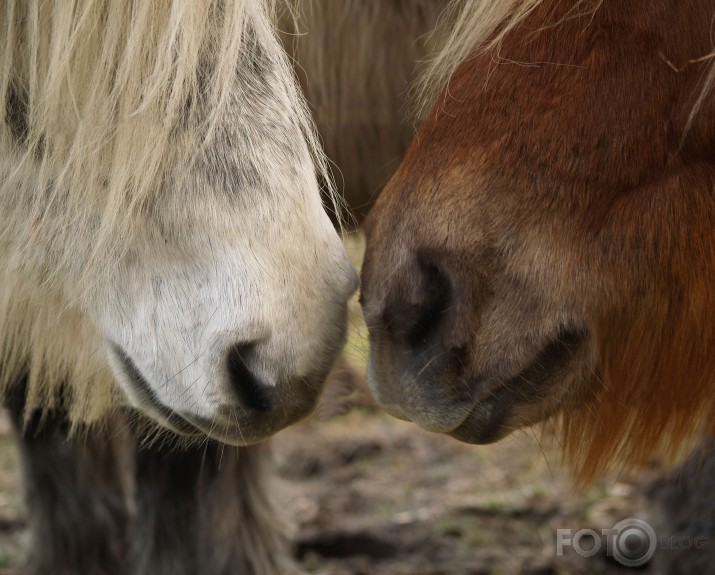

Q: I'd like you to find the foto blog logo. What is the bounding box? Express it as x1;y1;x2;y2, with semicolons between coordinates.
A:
556;518;707;567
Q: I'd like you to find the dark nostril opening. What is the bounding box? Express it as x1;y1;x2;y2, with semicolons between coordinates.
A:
379;257;453;350
407;260;452;349
226;344;273;413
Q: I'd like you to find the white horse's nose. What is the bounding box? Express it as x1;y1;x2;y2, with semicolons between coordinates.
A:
102;222;358;444
225;342;273;412
222;253;357;414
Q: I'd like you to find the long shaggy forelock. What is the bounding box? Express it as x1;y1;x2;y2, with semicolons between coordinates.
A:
554;187;715;482
0;273;120;428
0;0;338;274
556;288;715;484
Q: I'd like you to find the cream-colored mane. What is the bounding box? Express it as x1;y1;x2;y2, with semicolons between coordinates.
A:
415;0;545;113
0;0;334;270
282;0;444;222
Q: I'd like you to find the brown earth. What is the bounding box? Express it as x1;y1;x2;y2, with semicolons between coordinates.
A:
275;393;660;575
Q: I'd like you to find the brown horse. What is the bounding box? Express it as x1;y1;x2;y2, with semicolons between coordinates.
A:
361;0;715;482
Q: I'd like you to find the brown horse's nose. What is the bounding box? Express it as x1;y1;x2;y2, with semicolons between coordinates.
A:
368;254;470;356
362;250;478;419
388;261;445;345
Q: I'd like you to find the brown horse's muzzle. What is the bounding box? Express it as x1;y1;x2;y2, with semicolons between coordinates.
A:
360;191;592;444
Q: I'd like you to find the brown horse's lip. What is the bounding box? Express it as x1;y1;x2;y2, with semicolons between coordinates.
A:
447;385;514;443
442;328;587;443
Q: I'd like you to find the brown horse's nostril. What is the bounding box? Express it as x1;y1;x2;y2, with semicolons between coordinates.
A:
408;261;453;349
380;258;453;351
226;344;273;413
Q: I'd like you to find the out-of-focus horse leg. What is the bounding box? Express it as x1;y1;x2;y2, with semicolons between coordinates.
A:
130;440;297;575
7;376;297;575
5;380;133;575
647;438;715;573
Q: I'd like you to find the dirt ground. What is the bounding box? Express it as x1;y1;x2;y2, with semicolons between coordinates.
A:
277;410;659;575
0;392;663;575
0;236;671;574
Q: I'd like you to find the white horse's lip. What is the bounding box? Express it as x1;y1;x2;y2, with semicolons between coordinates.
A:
181;416;276;445
109;342;320;442
109;343;204;435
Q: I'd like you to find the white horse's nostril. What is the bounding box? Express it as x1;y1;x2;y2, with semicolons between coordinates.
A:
225;343;273;412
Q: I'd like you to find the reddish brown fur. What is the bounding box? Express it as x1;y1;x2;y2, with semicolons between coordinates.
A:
361;0;715;482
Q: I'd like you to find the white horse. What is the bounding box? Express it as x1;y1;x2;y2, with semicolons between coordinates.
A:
0;0;356;441
1;1;356;573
